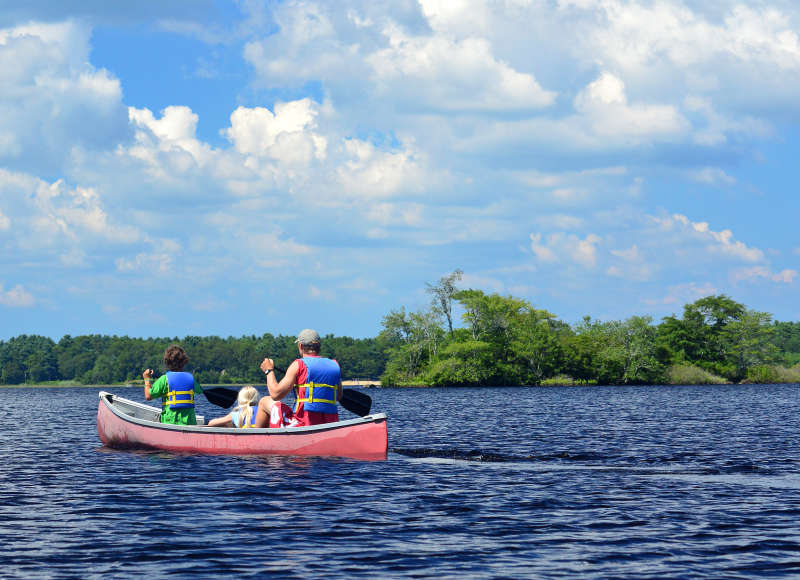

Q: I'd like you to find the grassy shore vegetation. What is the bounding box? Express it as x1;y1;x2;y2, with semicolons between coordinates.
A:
667;364;730;385
2;272;800;387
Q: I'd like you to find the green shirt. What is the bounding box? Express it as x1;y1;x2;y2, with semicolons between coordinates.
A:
149;374;203;425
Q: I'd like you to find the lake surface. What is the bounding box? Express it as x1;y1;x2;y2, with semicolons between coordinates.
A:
2;383;800;578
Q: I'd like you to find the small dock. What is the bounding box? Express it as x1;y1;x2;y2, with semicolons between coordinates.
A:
341;379;381;388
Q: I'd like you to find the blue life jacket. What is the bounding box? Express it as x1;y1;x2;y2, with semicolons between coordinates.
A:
295;357;340;414
165;371;195;409
231;405;258;428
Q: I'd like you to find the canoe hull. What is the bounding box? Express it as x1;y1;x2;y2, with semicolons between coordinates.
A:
97;391;387;460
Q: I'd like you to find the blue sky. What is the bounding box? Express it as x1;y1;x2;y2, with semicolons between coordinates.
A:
2;0;800;340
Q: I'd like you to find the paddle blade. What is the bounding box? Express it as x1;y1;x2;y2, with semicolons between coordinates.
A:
341;388;372;417
203;387;239;408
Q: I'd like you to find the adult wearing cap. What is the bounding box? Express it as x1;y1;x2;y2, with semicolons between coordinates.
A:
254;329;342;427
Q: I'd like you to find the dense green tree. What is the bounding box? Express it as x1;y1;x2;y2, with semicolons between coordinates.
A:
657;295;747;379
603;316;665;384
1;360;25;384
770;322;800;365
722;310;779;381
85;354;119;384
559;317;599;382
424;339;494;386
379;307;442;383
682;294;746;363
453;290;532;384
0;335;58;384
57;335;110;380
26;349;59;382
326;335;387;379
507;307;564;385
570;318;621;384
456;289;526;345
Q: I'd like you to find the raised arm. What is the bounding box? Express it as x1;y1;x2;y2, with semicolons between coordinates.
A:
207;413;234;428
142;368;154;400
260;358;299;401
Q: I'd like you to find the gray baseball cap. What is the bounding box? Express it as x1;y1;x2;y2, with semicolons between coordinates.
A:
295;329;321;345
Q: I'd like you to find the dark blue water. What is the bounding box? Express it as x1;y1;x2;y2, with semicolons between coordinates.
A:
2;384;800;578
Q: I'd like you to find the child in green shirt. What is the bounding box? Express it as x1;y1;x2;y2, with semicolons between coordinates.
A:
142;345;203;425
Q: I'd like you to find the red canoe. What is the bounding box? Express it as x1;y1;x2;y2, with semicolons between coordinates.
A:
97;391;388;460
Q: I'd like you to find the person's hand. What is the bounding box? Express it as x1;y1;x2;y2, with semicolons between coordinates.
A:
260;358;274;374
142;369;154;380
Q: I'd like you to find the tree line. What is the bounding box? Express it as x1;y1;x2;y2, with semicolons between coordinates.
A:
0;333;387;385
378;271;800;386
2;272;800;386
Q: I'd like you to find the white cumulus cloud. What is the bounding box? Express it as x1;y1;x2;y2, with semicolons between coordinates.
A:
573;72;689;142
369;25;556;112
336;138;429;199
0;283;34;307
530;232;601;268
0;20;127;173
0;168;140;267
128;105;214;169
733;266;797;284
224;99;327;165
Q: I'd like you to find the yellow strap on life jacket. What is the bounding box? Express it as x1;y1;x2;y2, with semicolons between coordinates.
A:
296;382;338;405
235;403;258;427
165;389;195;406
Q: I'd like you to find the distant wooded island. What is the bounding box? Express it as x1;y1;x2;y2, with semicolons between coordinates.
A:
3;272;800;387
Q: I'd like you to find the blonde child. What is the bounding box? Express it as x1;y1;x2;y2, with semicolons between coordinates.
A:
206;385;260;428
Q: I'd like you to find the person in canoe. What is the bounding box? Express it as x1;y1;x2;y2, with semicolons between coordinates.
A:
206;385;259;428
142;344;203;425
255;328;341;428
